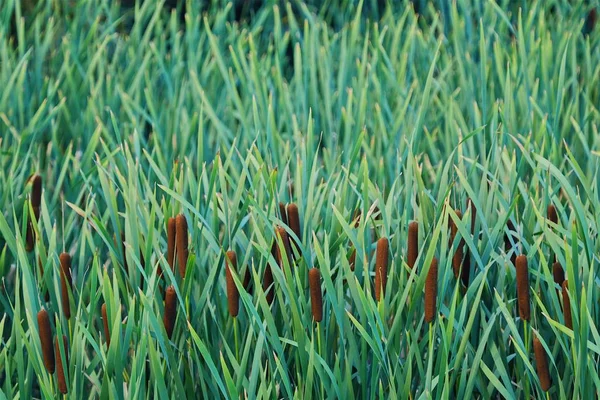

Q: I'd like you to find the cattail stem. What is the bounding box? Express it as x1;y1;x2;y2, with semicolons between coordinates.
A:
374;237;389;302
163;285;177;339
37;309;55;374
225;250;240;318
55;335;69;394
59;253;72;320
424;257;438;324
407;221;418;271
308;268;323;322
101;303;110;349
533;334;552;392
175;214;189;278
516;255;530;321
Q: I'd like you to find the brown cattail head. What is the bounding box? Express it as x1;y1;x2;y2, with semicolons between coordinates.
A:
424;257;438;324
225;250;240;318
175;214;189;278
562;280;573;329
287;203;301;247
516;255;530;321
374;237;389;301
60;253;72;320
308;268;323;322
101;303;110;349
407;221;419;271
263;265;275;305
552;262;564;288
31;174;43;208
163;285;177;339
449;210;464;279
547;204;558;225
55;335;69;394
275;226;292;268
37;309;55;374
167;217;176;274
533;335;552;391
279;202;288;226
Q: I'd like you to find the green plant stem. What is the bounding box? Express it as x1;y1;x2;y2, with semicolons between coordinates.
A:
317;322;323;397
524;320;530;400
233;317;239;360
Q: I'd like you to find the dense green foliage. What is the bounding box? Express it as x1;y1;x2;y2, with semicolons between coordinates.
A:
1;0;600;398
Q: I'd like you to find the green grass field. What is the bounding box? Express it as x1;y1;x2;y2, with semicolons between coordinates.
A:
1;0;600;398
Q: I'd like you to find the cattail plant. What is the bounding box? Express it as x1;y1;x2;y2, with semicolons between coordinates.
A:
163;285;177;339
101;303;110;349
449;210;464;279
26;174;42;252
516;255;530;321
60;253;72;320
374;237;389;302
167;217;176;274
225;250;240;318
562;280;573;329
175;214;189;278
287;203;301;249
533;334;552;392
37;309;55;374
407;221;418;271
55;335;69;394
308;268;323;322
279;202;288;226
425;257;438;324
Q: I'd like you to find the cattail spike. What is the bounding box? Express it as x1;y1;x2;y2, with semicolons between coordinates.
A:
425;257;438;324
374;237;389;301
552;262;564;288
287;203;301;247
167;217;176;274
60;253;72;320
547;204;558;225
31;174;43;208
407;221;419;271
37;309;55;374
562;280;573;329
163;285;177;339
175;214;189;278
279;202;288;226
55;335;69;394
308;268;323;322
533;335;552;391
101;303;110;349
226;250;240;318
275;226;292;268
449;210;464;279
516;255;530;321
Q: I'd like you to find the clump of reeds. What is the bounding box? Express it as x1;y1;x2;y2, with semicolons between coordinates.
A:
55;335;69;394
449;210;464;279
287;203;301;249
225;250;240;318
562;280;573;329
425;257;438;324
26;174;42;252
516;255;530;321
533;334;552;392
60;253;72;320
167;217;176;274
407;221;418;271
374;237;389;302
175;214;189;278
163;285;177;339
101;303;110;349
37;309;55;374
308;268;323;322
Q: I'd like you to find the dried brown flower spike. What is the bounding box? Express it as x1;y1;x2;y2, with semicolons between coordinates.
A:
562;280;573;329
226;250;240;318
60;253;73;320
425;258;438;324
163;285;177;339
287;203;301;249
516;255;530;321
533;335;552;392
547;204;558;225
275;226;292;268
55;335;69;394
175;214;189;278
167;217;176;274
279;202;288;226
449;210;464;279
374;237;389;301
308;268;323;322
37;309;55;374
407;221;419;271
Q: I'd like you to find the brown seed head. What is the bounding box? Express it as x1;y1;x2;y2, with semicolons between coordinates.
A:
533;335;552;392
449;210;464;279
425;257;438;324
167;217;176;273
552;262;564;288
287;203;301;247
163;285;177;339
279;202;288;226
547;204;558;225
407;221;419;271
31;174;43;208
55;335;69;394
175;214;189;278
562;280;572;329
275;226;292;268
308;268;323;322
516;255;530;321
226;250;240;318
374;237;389;301
60;253;72;320
101;303;110;349
37;309;55;374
